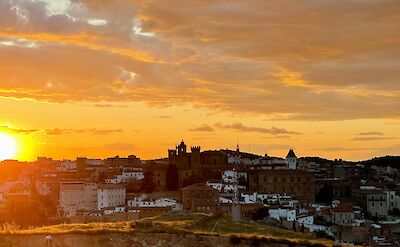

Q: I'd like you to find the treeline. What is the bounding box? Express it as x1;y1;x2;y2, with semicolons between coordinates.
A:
361;156;400;168
300;155;400;168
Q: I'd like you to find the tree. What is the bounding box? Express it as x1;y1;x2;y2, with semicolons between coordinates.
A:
251;207;269;221
165;164;179;191
238;176;248;189
314;230;335;241
4;196;47;226
316;184;333;204
141;170;156;193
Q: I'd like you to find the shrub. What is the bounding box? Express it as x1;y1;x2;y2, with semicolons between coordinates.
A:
250;237;261;247
230;235;241;245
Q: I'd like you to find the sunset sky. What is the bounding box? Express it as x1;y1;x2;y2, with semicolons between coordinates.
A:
0;0;399;161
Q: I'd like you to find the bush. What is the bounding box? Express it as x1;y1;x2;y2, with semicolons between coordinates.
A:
251;207;269;221
230;235;242;245
314;230;335;241
250;237;261;247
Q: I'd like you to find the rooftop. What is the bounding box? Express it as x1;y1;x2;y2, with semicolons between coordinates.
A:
286;149;297;158
182;183;217;192
331;203;354;213
98;183;125;190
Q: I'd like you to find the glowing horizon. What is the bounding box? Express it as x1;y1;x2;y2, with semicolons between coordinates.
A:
0;0;399;162
0;132;17;161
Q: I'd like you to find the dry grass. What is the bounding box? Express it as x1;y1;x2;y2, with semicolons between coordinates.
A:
135;212;334;247
0;221;133;235
0;212;335;246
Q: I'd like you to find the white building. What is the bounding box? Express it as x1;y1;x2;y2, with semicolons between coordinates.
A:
367;191;388;218
104;206;126;215
330;203;355;226
105;168;144;184
97;184;126;210
36;180;52;196
86;159;104;166
385;190;396;212
206;180;223;192
59;181;98;217
206;178;245;194
269;208;296;221
139;198;177;208
56;160;77;172
285;150;297;169
222;170;237;183
241;192;297;207
127;194;177;209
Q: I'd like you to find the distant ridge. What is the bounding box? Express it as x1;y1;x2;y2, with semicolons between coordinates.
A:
299;155;400;167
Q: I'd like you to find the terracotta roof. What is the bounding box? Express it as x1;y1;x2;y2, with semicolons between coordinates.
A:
251;169;311;175
207;179;222;183
181;183;217;191
331;203;354;213
98;183;125;189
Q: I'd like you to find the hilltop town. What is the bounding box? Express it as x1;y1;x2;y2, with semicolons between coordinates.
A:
0;141;399;246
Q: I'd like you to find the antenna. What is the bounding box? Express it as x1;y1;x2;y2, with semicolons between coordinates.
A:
231;142;241;221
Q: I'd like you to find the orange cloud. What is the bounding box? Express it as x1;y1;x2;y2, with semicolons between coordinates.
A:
0;31;162;63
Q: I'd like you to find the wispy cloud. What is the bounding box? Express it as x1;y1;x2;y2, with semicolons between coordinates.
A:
214;122;301;135
351;136;395;141
188;124;215;132
356;132;384;136
156;115;172;119
0;124;39;134
0;124;123;136
313;147;375;152
45;128;123;135
0;0;399;120
102;142;136;151
352;131;395;141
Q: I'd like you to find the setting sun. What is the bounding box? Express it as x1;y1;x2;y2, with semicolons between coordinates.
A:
0;133;17;161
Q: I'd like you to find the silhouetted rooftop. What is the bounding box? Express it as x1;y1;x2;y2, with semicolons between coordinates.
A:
286;149;297;158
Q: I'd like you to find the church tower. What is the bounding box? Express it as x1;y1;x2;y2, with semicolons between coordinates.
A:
285;149;297;169
177;140;187;156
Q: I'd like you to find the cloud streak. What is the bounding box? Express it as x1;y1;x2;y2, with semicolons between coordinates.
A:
188;124;215;132
356;132;384;136
351;136;396;141
214;122;301;135
0;0;398;120
0;124;123;136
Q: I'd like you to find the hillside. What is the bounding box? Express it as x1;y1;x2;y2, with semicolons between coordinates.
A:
0;212;334;247
360;155;400;167
300;155;400;167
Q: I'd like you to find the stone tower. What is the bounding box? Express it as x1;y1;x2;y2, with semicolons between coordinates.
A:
190;146;201;167
168;149;176;164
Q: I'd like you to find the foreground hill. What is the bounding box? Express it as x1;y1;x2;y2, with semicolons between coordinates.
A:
0;212;334;247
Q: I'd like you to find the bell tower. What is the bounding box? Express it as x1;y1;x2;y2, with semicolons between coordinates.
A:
177;140;187;156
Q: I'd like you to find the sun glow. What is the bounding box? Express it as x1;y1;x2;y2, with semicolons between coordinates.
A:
0;133;17;161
